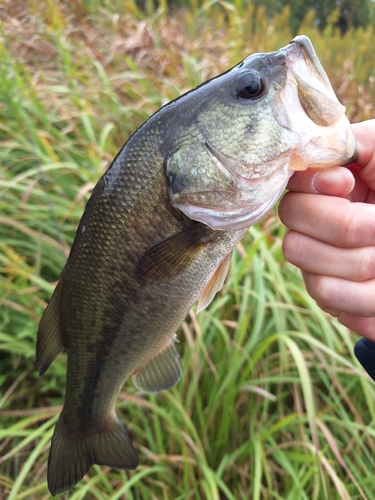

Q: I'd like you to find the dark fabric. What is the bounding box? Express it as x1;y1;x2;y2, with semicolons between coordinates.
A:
354;338;375;382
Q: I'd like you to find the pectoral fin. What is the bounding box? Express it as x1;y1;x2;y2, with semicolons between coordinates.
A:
135;223;214;284
36;283;66;375
197;252;232;313
132;335;181;393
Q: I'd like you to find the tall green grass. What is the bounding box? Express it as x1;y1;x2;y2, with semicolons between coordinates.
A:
1;1;375;498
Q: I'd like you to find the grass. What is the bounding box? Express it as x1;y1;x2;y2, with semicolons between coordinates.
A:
1;0;375;498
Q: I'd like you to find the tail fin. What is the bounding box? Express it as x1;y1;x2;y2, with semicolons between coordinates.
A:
47;414;139;496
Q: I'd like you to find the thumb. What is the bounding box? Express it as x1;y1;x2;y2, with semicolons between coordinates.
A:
353;120;375;191
286;166;355;196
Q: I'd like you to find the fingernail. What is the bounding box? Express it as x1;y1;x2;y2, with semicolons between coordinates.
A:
312;168;355;196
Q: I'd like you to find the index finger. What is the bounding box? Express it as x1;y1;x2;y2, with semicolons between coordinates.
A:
278;193;375;248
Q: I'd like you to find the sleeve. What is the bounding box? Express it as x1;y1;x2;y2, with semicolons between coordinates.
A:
354;338;375;381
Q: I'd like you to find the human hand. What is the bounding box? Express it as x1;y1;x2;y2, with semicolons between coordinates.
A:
278;120;375;341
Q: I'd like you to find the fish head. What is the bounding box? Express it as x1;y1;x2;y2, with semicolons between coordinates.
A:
165;36;356;231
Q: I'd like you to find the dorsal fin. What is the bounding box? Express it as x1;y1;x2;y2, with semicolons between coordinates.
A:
36;283;66;375
132;335;181;393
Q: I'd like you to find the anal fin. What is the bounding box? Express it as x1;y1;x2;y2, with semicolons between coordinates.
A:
36;283;66;375
132;335;181;393
197;252;232;313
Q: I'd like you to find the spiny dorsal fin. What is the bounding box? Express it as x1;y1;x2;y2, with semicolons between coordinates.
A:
48;413;138;496
132;335;181;393
135;223;213;285
197;252;232;313
36;283;66;375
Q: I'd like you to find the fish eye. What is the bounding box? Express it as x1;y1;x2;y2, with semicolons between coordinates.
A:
235;71;266;100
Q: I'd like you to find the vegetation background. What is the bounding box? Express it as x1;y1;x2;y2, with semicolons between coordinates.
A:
1;0;375;498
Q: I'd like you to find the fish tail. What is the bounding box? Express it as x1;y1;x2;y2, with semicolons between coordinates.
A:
47;413;139;496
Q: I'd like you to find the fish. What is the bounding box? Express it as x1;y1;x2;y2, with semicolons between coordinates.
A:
37;35;356;495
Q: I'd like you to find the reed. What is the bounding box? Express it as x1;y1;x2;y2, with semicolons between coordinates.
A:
1;1;374;498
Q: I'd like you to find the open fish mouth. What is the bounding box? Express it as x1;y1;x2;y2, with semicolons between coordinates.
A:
275;36;357;169
285;36;344;128
286;36;335;95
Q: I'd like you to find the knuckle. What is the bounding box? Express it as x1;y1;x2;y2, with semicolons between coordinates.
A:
341;211;361;245
303;273;331;304
340;206;375;246
317;303;339;317
282;231;297;261
278;193;296;226
358;247;375;280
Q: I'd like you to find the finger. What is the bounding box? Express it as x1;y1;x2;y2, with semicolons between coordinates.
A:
337;314;375;343
282;232;375;281
286;167;355;196
315;304;341;317
353;120;375;191
347;164;375;203
278;193;375;247
301;272;375;318
351;120;375;169
315;304;375;343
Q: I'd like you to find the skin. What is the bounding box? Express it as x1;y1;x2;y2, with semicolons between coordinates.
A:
279;119;375;341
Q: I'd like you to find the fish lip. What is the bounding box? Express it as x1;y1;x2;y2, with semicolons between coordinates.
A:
287;35;333;90
204;141;284;184
282;36;337;102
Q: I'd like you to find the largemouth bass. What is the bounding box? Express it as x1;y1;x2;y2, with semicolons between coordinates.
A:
37;35;356;495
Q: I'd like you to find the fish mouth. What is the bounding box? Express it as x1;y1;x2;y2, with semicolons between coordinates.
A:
287;36;334;92
283;36;343;128
274;36;357;170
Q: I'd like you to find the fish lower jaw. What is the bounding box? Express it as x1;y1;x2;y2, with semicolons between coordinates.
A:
171;158;293;231
287;126;357;172
174;183;290;231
